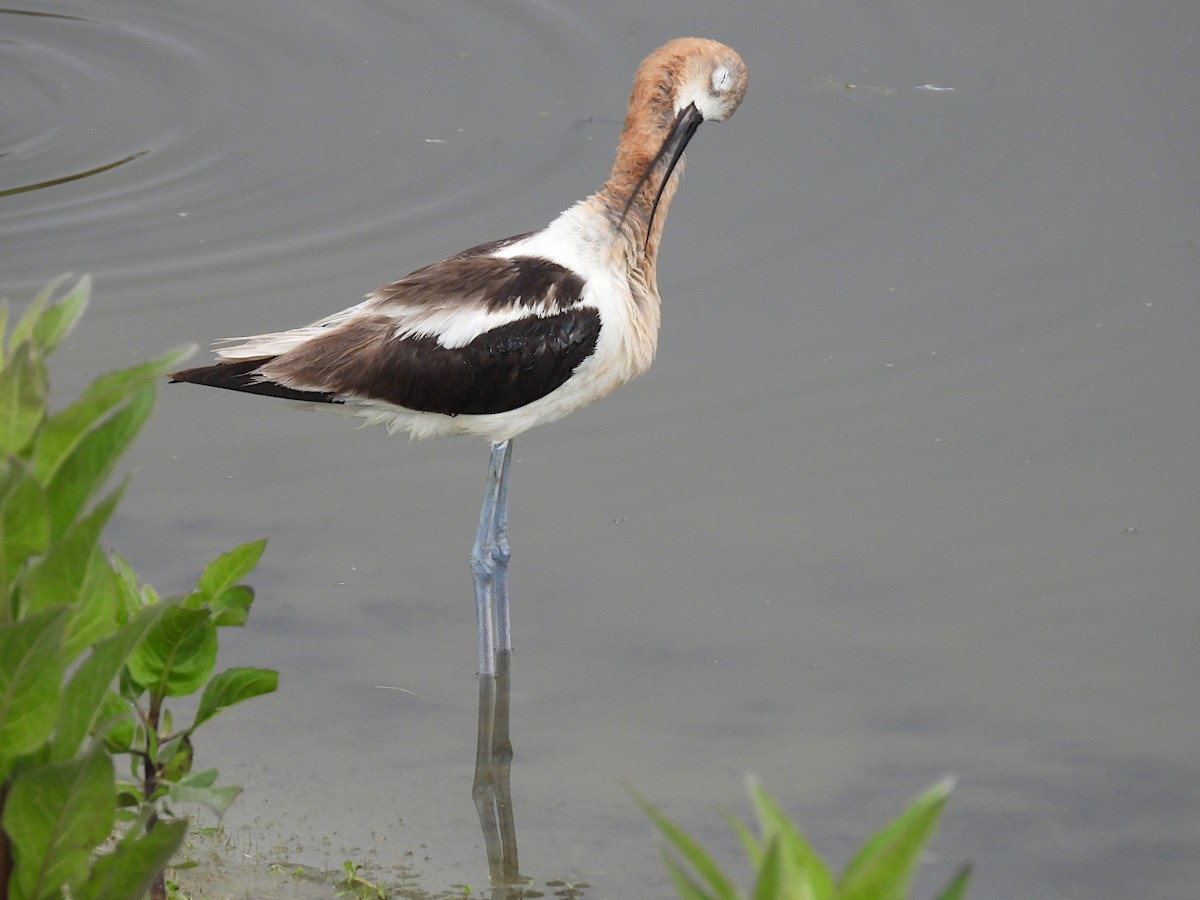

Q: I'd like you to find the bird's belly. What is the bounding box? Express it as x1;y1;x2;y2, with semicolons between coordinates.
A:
342;317;652;442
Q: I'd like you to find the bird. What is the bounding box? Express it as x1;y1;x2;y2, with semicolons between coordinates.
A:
171;37;748;675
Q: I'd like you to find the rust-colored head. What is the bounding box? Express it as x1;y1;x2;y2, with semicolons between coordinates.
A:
609;38;747;247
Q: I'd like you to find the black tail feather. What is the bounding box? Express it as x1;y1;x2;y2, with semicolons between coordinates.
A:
169;358;340;404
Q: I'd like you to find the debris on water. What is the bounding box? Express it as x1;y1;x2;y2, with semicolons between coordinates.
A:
806;74;895;95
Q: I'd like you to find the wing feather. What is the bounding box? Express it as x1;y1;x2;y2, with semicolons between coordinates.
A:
173;246;602;416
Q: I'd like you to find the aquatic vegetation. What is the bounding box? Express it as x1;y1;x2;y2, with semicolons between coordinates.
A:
637;777;970;900
0;276;276;900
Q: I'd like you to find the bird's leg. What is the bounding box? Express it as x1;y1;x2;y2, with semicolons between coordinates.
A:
471;439;514;675
492;439;514;654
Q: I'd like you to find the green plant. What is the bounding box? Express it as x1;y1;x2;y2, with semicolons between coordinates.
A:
0;276;278;900
337;859;388;899
636;778;971;900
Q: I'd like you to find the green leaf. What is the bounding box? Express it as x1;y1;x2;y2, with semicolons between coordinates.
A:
208;585;254;626
0;607;67;780
6;273;72;354
33;346;193;485
109;551;152;618
633;789;740;900
93;690;137;754
125;605;217;697
192;666;278;730
20;484;124;621
175;766;215;789
746;779;832;900
727;810;763;865
838;779;954;900
185;539;267;609
0;457;50;590
51;603;166;760
159;735;193;783
30;275;90;356
165;770;242;817
44;383;153;539
61;548;125;660
0;341;47;456
73;818;187;900
660;852;722;900
750;835;785;900
932;864;972;900
3;745;115;900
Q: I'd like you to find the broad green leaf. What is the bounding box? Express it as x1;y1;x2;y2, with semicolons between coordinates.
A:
3;745;115;900
185;539;267;609
0;607;67;780
61;549;124;660
125;605;217;697
175;766;215;789
192;666;277;731
51;603;165;760
6;273;71;353
159;734;193;783
117;665;146;704
165;770;242;817
0;341;46;456
44;384;153;539
109;551;153;619
93;690;136;753
30;275;90;356
20;485;124;620
33;346;193;484
73;818;187;900
0;458;50;589
208;584;254;626
115;779;144;811
634;790;740;899
838;779;953;900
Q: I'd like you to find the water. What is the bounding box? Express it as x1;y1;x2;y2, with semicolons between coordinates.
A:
3;1;1198;897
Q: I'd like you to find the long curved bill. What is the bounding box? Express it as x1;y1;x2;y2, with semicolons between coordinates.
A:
620;101;704;244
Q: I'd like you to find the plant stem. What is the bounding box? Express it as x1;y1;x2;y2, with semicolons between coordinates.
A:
0;780;12;900
144;694;167;900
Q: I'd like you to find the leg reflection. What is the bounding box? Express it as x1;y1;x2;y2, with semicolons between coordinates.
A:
472;649;523;895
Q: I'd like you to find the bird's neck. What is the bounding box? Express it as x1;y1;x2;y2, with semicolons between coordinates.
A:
599;89;689;272
601;164;684;274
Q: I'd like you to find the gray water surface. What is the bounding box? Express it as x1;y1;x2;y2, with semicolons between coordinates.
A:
4;1;1198;897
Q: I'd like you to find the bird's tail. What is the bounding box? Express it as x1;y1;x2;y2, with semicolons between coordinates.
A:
170;358;339;403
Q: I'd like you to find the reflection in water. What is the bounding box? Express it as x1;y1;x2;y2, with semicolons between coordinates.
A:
470;651;593;897
472;650;525;897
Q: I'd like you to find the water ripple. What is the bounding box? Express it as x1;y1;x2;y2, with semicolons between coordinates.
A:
1;0;607;310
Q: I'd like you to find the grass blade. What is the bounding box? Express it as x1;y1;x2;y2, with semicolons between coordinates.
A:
838;778;954;900
932;863;973;900
633;789;741;899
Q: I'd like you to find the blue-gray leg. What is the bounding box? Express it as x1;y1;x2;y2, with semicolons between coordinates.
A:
471;439;514;675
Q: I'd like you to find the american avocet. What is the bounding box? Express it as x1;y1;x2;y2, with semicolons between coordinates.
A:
171;37;748;675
